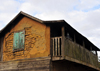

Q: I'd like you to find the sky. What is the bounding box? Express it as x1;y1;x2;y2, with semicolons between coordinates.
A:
0;0;100;57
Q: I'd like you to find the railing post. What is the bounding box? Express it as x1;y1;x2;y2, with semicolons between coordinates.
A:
96;51;98;56
52;38;55;56
62;26;65;59
58;38;60;56
55;38;57;56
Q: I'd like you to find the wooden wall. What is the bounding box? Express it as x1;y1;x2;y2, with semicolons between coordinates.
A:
3;17;50;61
0;57;51;71
52;60;98;71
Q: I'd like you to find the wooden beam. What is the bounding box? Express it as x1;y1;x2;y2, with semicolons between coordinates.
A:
55;38;57;56
62;26;65;58
52;38;55;56
58;38;60;56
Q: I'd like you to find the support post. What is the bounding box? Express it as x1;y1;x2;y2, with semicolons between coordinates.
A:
74;34;76;43
62;26;65;59
96;51;98;56
0;38;1;61
0;37;4;61
83;41;85;48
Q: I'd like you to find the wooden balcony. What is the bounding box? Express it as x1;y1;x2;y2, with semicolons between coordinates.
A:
51;37;99;70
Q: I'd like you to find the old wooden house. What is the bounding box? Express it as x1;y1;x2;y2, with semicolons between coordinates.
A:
0;11;100;71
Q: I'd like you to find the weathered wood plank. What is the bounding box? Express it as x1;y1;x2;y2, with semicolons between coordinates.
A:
0;57;51;71
55;38;57;56
58;38;60;56
61;26;65;58
52;37;62;57
52;38;55;56
64;39;99;69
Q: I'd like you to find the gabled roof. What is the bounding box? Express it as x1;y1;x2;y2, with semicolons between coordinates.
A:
0;11;43;33
0;11;100;51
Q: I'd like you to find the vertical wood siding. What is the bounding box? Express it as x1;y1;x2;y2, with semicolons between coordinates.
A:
51;37;62;56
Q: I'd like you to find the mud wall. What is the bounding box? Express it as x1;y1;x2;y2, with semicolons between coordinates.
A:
3;17;50;61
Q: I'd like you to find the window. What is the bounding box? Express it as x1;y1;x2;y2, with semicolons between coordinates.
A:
13;30;25;52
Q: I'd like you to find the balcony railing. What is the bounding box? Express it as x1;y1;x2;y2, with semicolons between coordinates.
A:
65;38;99;67
51;37;99;69
51;37;62;56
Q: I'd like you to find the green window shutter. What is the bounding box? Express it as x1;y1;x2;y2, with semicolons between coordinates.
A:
13;30;25;50
19;31;25;49
13;32;20;50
